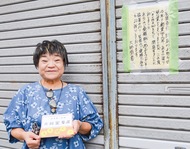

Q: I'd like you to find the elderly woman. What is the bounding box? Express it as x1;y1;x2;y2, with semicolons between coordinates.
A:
3;40;103;149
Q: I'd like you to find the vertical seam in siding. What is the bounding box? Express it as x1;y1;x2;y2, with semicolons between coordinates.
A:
107;0;118;149
100;0;110;149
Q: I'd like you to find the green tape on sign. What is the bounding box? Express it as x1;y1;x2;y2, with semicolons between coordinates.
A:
169;0;179;73
122;5;130;72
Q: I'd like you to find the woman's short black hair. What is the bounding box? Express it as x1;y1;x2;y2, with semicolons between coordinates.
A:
33;40;69;68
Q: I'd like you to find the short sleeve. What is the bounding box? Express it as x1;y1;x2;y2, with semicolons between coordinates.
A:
78;87;103;141
3;88;26;143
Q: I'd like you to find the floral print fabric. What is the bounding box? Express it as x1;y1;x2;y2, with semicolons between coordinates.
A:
3;82;103;149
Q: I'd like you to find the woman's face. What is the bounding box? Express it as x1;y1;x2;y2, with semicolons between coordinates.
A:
38;53;64;81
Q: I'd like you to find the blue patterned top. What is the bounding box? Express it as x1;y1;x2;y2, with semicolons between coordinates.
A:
3;82;103;149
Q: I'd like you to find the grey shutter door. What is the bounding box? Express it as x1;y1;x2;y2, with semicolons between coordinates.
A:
116;0;190;148
0;0;104;148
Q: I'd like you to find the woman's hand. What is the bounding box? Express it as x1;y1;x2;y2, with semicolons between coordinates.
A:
23;131;41;149
11;128;41;149
72;120;82;135
58;120;81;139
58;120;92;139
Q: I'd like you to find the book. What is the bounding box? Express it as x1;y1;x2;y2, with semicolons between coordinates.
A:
39;113;74;138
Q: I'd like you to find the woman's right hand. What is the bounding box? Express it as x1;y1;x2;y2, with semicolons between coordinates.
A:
11;128;41;149
23;131;41;149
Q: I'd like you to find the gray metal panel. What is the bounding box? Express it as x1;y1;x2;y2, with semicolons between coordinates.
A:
0;1;100;23
0;0;29;6
0;11;100;32
0;0;104;148
0;22;101;40
0;33;101;48
116;0;190;148
0;0;94;14
119;137;190;149
0;43;101;56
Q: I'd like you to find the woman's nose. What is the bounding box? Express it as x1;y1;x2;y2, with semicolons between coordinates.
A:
47;60;55;66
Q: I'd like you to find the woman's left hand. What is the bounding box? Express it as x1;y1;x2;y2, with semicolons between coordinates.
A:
72;120;82;134
58;120;81;139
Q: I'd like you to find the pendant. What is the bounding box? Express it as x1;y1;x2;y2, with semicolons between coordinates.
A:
49;99;57;108
51;107;56;113
46;89;54;98
49;99;57;114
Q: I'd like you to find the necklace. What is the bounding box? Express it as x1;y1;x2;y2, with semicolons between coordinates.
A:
41;80;63;114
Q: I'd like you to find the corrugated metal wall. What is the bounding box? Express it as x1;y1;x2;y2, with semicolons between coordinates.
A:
116;0;190;148
1;0;190;149
0;0;104;148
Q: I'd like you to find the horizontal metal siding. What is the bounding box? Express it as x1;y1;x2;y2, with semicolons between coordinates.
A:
116;0;190;148
0;0;104;148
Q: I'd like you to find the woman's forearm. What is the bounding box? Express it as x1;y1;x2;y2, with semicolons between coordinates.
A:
78;121;92;135
11;128;26;141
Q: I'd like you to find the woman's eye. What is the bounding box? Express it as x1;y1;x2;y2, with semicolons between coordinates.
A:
42;60;48;63
55;59;61;62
